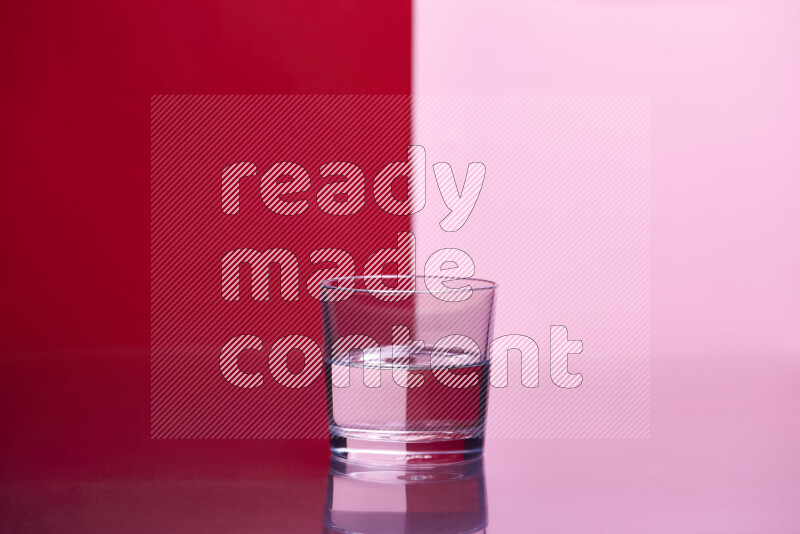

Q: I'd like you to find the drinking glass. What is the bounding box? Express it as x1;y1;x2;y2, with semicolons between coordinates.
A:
321;275;497;464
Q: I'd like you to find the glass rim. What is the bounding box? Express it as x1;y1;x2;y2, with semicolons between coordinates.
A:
320;275;498;294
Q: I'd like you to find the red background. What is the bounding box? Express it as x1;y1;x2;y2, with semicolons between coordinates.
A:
1;0;410;523
150;94;412;438
1;0;410;350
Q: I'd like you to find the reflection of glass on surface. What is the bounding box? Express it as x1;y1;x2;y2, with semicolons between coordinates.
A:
322;275;497;464
324;456;487;534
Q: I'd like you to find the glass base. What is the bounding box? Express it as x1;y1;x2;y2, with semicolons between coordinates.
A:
330;434;484;466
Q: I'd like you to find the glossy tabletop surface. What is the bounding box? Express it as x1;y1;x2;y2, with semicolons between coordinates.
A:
2;350;798;533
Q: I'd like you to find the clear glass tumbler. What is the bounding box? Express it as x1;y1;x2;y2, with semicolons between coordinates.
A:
321;275;497;464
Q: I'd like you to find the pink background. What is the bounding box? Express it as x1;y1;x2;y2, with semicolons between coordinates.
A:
413;95;651;438
414;0;799;359
414;0;800;529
